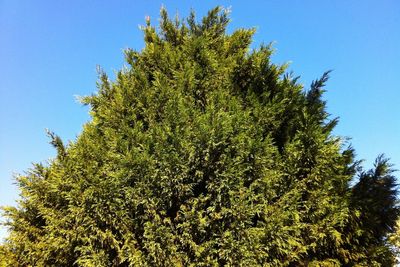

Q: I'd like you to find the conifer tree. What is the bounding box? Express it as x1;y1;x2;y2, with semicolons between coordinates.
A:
2;7;399;266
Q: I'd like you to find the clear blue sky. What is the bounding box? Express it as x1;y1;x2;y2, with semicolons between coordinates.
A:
1;1;399;240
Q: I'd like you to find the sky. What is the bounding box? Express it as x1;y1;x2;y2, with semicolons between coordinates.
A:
0;0;399;241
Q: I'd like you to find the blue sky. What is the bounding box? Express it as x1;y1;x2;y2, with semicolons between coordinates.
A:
1;1;399;240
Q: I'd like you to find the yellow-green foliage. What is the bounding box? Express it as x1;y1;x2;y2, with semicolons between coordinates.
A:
2;7;399;266
0;245;13;266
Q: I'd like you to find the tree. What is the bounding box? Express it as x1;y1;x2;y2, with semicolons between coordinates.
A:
2;7;399;266
349;156;399;265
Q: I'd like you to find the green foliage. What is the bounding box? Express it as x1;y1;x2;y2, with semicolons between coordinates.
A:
0;245;13;266
2;6;399;266
349;156;399;266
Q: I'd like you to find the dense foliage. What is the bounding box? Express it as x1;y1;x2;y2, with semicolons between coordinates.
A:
2;7;399;266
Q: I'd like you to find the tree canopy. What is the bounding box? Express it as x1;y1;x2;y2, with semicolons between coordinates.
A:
2;7;399;266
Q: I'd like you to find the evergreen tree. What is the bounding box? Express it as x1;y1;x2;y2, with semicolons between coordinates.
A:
350;155;399;265
2;7;399;266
